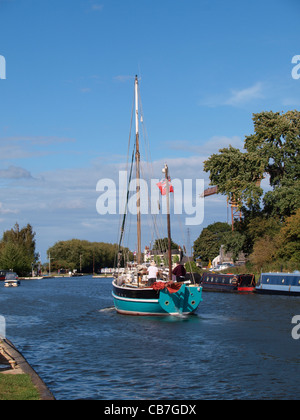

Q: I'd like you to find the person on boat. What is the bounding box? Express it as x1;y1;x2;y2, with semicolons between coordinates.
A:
172;262;186;282
147;261;159;286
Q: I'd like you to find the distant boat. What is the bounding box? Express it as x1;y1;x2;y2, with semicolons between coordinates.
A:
201;272;256;293
0;270;8;281
112;76;203;316
256;272;300;296
4;272;20;288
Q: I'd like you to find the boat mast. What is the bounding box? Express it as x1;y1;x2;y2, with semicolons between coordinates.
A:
163;164;172;280
135;75;142;265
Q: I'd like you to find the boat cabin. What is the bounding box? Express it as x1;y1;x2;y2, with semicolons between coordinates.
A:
256;272;300;296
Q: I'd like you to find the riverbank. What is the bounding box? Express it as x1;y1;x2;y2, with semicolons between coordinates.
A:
0;338;55;400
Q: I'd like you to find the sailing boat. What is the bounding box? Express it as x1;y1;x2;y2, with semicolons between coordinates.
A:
112;76;202;316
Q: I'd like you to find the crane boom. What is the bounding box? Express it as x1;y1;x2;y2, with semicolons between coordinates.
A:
202;186;218;197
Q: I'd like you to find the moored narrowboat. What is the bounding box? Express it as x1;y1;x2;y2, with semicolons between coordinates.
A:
201;272;256;293
256;272;300;296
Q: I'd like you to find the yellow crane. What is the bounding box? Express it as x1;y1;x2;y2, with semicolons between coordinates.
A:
202;186;241;231
202;176;263;231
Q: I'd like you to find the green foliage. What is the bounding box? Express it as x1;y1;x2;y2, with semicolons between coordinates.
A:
236;213;281;255
0;242;31;275
154;255;161;265
152;237;179;251
173;255;180;264
204;110;300;217
204;145;264;208
193;222;231;263
184;260;202;274
245;110;300;217
263;179;300;219
202;110;300;271
274;209;300;264
249;235;278;272
245;111;300;187
222;231;246;262
0;223;37;276
47;239;132;273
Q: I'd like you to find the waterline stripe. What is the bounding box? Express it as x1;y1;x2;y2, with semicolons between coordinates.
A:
112;292;158;303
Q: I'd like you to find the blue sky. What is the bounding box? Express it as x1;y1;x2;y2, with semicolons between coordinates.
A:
0;0;299;261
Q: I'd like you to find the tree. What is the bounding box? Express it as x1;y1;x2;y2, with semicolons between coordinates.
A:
222;231;246;263
275;208;300;263
152;238;179;251
245;111;300;188
263;179;300;219
0;223;37;276
249;235;278;272
245;110;300;218
47;239;132;273
204;110;300;218
204;145;264;209
202;111;300;269
249;209;300;271
235;213;281;255
193;222;231;263
0;242;32;275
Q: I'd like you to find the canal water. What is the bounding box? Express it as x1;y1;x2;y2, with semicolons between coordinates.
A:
0;276;299;400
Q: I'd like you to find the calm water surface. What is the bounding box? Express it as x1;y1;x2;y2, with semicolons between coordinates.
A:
0;276;299;400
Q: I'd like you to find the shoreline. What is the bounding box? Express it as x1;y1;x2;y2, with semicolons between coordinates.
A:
0;338;55;400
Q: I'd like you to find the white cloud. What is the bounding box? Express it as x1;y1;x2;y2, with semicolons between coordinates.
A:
164;135;243;161
0;202;17;214
200;82;265;107
0;148;234;259
225;82;264;106
0;136;76;161
53;199;86;210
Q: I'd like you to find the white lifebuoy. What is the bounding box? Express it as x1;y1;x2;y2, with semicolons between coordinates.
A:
232;276;238;285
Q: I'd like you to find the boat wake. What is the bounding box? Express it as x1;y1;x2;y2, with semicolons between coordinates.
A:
173;313;189;319
98;307;115;313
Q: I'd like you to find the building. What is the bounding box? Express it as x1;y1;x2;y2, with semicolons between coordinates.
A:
212;245;246;267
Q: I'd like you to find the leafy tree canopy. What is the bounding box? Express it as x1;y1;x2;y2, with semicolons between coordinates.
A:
0;223;37;276
152;238;179;251
47;239;132;273
249;209;300;272
275;208;300;263
204;145;264;208
204;110;300;218
193;222;231;263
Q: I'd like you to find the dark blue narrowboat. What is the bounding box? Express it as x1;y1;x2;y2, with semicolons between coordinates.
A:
201;272;256;293
256;272;300;296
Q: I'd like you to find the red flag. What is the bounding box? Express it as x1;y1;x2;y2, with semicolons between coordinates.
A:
157;178;174;196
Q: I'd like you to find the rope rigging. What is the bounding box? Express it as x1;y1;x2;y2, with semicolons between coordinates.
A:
114;77;196;283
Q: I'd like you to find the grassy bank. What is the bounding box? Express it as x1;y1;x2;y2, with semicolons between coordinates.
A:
0;374;40;400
